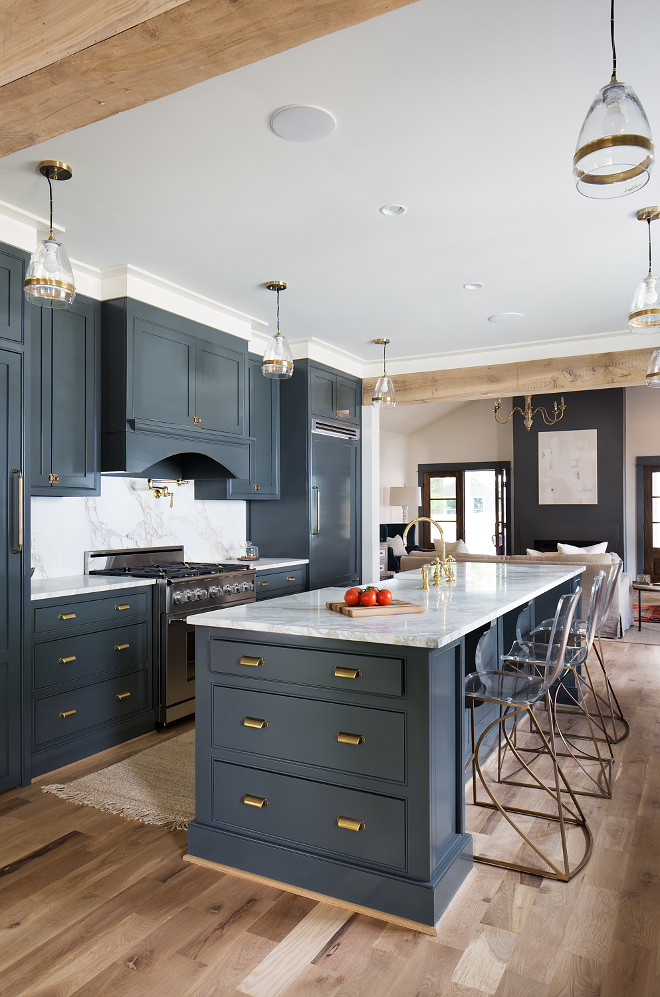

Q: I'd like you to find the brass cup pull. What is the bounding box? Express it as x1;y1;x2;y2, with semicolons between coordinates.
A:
242;716;268;729
242;794;268;808
58;655;77;664
114;604;130;611
114;643;130;651
333;667;362;680
286;576;296;582
58;612;76;621
59;709;77;719
254;484;260;491
48;472;59;485
337;815;366;832
239;655;265;667
194;415;201;424
258;580;269;586
115;692;131;701
337;731;366;746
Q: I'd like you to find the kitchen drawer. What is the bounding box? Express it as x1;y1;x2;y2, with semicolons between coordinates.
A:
212;686;405;781
33;623;148;692
33;670;149;747
34;590;149;634
209;639;404;698
211;759;406;870
255;566;306;600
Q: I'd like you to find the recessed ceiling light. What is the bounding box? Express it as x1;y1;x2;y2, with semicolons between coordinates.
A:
269;105;336;142
379;204;407;216
488;312;524;323
463;282;484;290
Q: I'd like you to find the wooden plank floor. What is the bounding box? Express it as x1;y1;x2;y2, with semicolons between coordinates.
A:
1;639;659;996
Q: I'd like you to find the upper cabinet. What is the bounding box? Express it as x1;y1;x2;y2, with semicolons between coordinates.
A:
310;365;360;425
31;294;101;496
0;246;27;346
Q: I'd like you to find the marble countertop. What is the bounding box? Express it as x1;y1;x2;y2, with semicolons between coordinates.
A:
220;558;309;571
31;575;157;601
188;561;584;648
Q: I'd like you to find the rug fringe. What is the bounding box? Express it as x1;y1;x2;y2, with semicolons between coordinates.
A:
41;782;192;830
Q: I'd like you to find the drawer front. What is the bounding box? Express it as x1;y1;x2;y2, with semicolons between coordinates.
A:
34;623;148;691
211;759;406;870
255;567;306;600
210;639;404;698
212;686;405;781
34;591;149;634
33;670;148;747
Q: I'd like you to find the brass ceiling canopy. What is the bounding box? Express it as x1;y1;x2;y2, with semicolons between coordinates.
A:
373;337;390;346
636;206;660;223
265;280;287;293
38;160;73;182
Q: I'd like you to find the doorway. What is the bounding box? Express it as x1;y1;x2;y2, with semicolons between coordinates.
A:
419;463;510;554
642;464;660;582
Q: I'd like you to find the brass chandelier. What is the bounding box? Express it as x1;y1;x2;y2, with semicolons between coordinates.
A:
493;395;566;432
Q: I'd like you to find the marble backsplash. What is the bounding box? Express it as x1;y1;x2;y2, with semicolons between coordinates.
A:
31;475;246;578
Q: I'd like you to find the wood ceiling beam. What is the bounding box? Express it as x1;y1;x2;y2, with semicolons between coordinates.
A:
0;0;419;158
361;347;657;405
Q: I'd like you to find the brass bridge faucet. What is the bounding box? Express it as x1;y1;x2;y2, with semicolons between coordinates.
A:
402;517;455;586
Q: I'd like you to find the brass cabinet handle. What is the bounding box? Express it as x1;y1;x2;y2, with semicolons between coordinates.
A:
242;716;268;729
114;643;130;651
59;709;77;719
194;415;201;424
258;580;269;586
48;472;60;485
242;794;268;808
12;469;23;553
58;655;77;664
239;655;265;667
333;667;362;680
253;484;260;491
286;576;296;582
337;731;366;746
115;604;130;611
312;485;320;535
115;692;131;701
337;815;366;832
58;612;76;621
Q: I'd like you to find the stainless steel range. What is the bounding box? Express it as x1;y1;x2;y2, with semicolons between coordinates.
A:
84;545;256;724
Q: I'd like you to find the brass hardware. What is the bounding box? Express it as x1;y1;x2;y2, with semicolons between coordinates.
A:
573;135;653;185
114;643;130;651
259;580;269;586
58;612;76;620
147;477;174;507
493;394;565;433
333;667;362;679
239;655;265;667
421;563;430;590
24;277;75;293
374;337;390;345
254;484;260;491
39;160;73;182
12;469;23;553
194;416;201;424
403;518;455;584
48;472;60;485
312;485;320;535
59;709;77;719
58;655;77;664
115;692;131;701
265;280;287;292
242;794;268;808
115;604;130;611
636;206;660;222
286;576;296;582
242;716;268;729
337;815;366;832
337;731;366;745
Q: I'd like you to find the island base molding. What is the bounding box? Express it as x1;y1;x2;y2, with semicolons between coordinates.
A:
185;822;473;934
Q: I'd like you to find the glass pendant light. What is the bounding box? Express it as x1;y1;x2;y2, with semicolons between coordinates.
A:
629;207;660;333
24;161;76;308
372;337;396;408
262;280;293;379
574;0;653;198
646;348;660;386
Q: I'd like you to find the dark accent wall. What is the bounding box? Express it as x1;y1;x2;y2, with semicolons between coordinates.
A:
512;388;625;558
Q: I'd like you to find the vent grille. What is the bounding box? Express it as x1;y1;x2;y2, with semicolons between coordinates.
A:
312;418;360;440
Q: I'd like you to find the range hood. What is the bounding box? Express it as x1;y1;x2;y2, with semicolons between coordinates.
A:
101;420;250;481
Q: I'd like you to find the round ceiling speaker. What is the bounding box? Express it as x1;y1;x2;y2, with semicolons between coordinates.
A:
269;105;337;142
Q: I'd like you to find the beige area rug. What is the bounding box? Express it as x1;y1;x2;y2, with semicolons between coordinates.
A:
619;622;660;646
42;730;195;829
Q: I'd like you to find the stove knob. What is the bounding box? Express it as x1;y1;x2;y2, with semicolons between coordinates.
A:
208;586;218;598
196;588;208;600
233;583;241;594
185;589;195;603
242;581;252;592
172;591;184;605
223;583;233;595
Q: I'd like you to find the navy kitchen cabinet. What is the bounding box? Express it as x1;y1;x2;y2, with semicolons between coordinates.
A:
310;365;360;425
254;564;307;600
249;359;361;590
0;246;27;346
31;294;100;495
30;586;155;776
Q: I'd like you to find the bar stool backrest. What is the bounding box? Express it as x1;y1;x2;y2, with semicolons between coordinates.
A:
583;570;607;649
541;588;581;692
594;561;622;635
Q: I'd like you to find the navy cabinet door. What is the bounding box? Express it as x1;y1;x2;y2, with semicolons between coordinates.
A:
132;317;195;427
310;368;336;420
229;357;279;499
0;349;23;791
310;433;360;589
195;339;246;436
0;248;26;346
335;376;360;424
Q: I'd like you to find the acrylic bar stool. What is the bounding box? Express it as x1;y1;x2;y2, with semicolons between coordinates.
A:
465;589;592;881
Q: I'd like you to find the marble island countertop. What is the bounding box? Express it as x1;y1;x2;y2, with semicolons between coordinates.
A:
188;560;584;648
31;575;157;601
219;558;308;571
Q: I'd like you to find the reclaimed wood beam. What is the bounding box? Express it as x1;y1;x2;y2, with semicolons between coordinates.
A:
0;0;419;158
361;347;657;405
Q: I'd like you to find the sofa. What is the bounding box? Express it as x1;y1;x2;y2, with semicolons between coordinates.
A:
398;548;633;638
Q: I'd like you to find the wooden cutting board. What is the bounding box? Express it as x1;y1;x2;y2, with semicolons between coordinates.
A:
326;599;425;617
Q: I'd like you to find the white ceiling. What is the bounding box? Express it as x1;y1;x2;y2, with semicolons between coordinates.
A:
2;0;660;397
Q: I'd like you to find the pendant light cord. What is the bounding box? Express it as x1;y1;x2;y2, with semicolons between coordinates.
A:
47;176;54;238
383;340;387;376
649;218;653;275
610;0;617;79
276;288;281;336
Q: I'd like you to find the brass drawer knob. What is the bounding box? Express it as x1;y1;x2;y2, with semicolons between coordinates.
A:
114;604;130;611
59;709;77;719
258;580;269;586
194;416;201;425
336;731;365;746
58;612;76;621
286;576;296;582
333;667;362;680
242;794;268;808
115;692;131;701
242;716;268;729
239;655;265;667
337;815;366;832
253;484;260;491
114;643;130;651
58;655;77;664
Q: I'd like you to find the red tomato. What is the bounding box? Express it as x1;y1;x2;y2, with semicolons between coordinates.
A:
344;587;361;606
359;588;378;607
376;588;393;606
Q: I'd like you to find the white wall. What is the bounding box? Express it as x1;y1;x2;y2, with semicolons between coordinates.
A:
407;399;513;474
379;428;411;521
625;385;660;575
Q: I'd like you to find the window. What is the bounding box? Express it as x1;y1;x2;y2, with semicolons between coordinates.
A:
419;463;510;554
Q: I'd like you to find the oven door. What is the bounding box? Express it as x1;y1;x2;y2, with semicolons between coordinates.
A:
161;605;210;724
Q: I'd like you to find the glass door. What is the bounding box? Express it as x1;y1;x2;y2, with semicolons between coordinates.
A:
420;463;510;555
643;465;660;581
